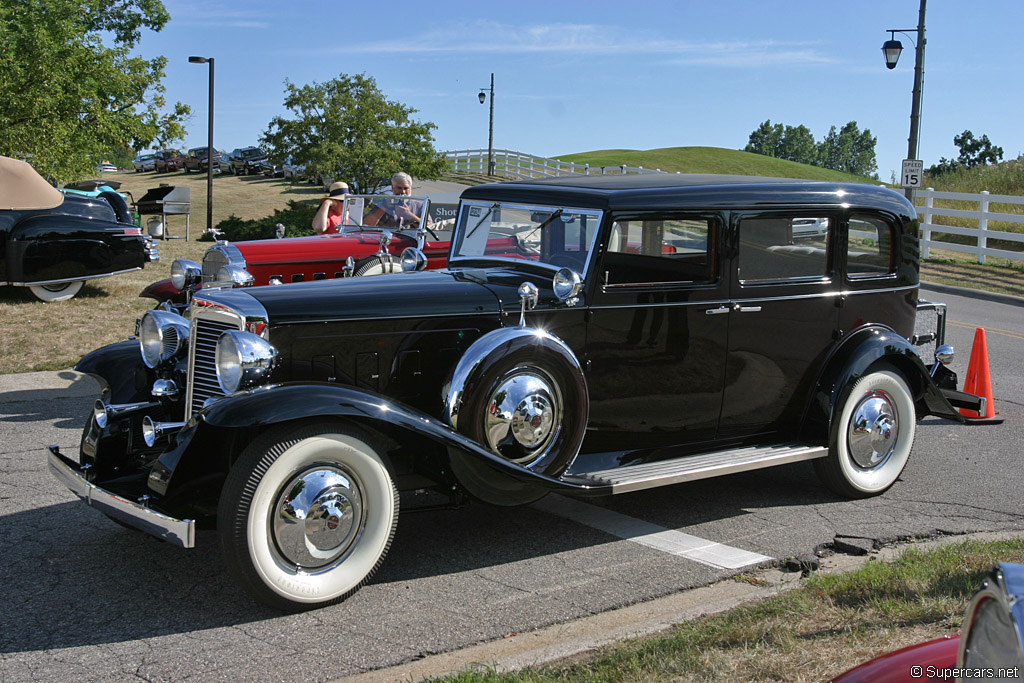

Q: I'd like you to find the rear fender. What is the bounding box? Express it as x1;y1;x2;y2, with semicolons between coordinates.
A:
149;382;606;500
803;326;963;443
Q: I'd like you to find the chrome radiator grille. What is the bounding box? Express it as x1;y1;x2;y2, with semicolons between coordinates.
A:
186;313;242;419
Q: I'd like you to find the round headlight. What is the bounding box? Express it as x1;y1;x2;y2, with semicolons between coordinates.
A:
139;310;191;368
170;258;202;291
215;330;278;393
400;247;428;272
216;264;255;287
552;268;583;302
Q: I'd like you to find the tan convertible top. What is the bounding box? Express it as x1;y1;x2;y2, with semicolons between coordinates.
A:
0;156;64;210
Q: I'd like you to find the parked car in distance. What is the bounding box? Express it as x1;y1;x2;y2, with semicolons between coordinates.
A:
260;159;283;178
132;153;157;172
229;146;269;176
183;146;220;173
1;156;158;301
153;149;184;174
140;194;446;309
830;562;1024;682
281;156;306;181
98;162;118;173
51;174;985;611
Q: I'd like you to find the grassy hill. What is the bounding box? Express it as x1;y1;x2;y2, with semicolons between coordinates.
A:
553;146;877;183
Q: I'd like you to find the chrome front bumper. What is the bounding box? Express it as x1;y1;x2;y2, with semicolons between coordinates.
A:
47;445;195;548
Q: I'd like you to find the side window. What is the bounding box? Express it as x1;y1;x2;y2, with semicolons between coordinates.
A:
738;215;830;283
603;215;715;286
847;215;896;278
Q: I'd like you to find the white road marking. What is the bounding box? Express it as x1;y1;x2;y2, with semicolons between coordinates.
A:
532;495;772;570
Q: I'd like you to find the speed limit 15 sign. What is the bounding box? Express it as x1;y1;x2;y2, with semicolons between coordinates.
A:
901;159;923;188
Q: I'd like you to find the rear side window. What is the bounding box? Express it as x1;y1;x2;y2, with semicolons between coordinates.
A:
602;215;716;286
738;215;830;283
847;215;896;279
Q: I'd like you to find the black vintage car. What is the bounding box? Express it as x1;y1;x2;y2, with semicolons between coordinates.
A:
49;174;984;610
1;156;158;301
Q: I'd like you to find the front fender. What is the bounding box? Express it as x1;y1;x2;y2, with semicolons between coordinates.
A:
804;326;963;442
140;277;189;305
149;382;608;499
75;340;154;404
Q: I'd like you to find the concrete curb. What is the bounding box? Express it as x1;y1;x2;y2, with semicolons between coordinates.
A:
334;530;1024;683
921;280;1024;307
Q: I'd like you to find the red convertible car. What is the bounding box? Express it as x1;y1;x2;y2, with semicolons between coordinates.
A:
142;194;463;308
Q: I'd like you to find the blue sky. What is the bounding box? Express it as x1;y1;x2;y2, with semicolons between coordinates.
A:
137;0;1023;182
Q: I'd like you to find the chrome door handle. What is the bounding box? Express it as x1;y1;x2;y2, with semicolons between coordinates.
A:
705;306;730;315
733;304;762;313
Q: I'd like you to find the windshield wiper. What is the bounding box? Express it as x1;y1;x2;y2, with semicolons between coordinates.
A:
465;203;500;239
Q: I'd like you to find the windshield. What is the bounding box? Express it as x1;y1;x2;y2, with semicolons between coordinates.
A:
240;149;264;159
339;194;431;232
450;200;603;272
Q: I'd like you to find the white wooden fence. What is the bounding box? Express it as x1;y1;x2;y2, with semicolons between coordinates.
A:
444;150;1024;264
917;188;1024;263
445;148;667;179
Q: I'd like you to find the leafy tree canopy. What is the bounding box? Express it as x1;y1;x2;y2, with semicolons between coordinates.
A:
744;119;878;179
0;0;190;184
928;130;1004;177
261;73;447;194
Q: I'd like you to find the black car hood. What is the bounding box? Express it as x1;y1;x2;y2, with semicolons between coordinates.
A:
203;270;504;325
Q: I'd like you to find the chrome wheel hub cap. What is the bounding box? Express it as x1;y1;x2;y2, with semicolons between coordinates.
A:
272;465;364;569
848;391;899;469
484;370;561;465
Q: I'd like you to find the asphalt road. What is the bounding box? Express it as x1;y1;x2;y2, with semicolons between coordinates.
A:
1;285;1021;682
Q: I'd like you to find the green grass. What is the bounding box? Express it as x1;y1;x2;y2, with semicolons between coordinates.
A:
553;146;877;183
426;538;1024;683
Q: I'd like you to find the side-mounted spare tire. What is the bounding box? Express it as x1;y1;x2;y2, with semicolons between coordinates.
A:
446;327;588;485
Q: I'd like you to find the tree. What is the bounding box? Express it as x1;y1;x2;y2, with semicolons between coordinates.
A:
744;120;784;158
262;73;447;194
0;0;189;184
817;122;877;178
927;130;1004;177
954;130;1003;168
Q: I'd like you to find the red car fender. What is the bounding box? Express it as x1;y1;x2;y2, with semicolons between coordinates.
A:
828;634;959;682
139;277;193;305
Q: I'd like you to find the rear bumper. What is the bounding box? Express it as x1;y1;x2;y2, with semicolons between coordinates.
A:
47;445;195;548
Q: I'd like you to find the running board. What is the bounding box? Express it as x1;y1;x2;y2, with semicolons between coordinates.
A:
567;443;828;494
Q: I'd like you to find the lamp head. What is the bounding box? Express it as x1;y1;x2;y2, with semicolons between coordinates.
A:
478;91;486;105
188;56;210;64
882;38;903;70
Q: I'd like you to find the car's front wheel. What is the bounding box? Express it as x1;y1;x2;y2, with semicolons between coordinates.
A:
815;367;916;498
29;280;84;302
217;420;398;612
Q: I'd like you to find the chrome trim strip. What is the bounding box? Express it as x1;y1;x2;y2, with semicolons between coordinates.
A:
47;446;195;548
12;267;142;287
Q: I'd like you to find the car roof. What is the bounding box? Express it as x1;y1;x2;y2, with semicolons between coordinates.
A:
459;173;914;216
0;156;64;210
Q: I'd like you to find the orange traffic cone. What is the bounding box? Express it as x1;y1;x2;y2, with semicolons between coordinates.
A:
959;328;1003;424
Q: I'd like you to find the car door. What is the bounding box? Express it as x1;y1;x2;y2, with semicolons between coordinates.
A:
583;212;728;452
718;211;841;439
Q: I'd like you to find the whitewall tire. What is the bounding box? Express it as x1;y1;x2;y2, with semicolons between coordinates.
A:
218;420;398;611
29;280;84;302
815;368;916;498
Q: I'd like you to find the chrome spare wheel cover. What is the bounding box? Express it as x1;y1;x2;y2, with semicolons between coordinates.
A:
272;465;365;570
485;369;562;466
848;390;899;469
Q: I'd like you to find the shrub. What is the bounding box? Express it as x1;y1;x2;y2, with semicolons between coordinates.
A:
202;200;318;241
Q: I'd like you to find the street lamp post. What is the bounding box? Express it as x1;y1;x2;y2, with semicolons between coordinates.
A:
478;73;495;176
188;56;214;235
882;0;927;201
